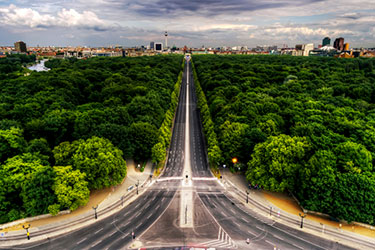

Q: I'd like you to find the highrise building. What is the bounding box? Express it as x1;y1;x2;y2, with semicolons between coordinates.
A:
150;41;155;50
155;43;163;51
322;37;331;47
14;41;27;53
333;37;344;51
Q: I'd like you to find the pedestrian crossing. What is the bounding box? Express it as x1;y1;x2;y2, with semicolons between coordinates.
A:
200;227;237;249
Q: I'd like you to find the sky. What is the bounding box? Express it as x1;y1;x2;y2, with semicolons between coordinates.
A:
0;0;374;48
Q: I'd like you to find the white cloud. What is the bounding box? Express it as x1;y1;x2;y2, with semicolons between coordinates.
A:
0;4;55;28
192;24;257;32
57;8;106;29
0;4;108;30
263;26;356;37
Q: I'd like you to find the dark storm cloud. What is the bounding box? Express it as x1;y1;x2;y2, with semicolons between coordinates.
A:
123;0;324;17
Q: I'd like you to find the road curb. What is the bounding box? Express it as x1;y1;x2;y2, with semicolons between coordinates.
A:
223;178;375;250
0;177;153;247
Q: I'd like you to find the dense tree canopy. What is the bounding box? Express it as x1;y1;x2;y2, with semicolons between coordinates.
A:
0;55;183;223
193;54;375;224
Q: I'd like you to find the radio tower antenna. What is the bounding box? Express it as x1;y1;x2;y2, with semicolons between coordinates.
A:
164;31;168;49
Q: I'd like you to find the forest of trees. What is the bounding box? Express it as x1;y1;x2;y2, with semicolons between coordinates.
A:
0;55;183;223
193;54;375;225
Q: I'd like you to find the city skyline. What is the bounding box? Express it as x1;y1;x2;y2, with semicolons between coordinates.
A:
0;0;374;47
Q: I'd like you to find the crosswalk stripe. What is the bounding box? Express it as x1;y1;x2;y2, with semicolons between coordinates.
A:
200;226;236;249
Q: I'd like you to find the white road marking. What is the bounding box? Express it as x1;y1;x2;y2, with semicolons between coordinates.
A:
273;234;284;241
94;228;103;234
247;230;256;237
76;237;87;245
108;230;117;237
293;243;304;249
265;240;276;247
91;240;102;248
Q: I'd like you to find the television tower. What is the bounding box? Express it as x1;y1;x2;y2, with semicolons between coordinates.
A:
164;31;168;49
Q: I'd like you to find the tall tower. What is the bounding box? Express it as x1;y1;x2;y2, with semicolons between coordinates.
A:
164;31;168;49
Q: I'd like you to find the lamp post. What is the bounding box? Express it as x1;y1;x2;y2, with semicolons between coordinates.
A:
299;213;307;228
222;164;226;183
246;190;249;203
22;224;30;240
269;206;272;216
121;195;125;207
135;180;139;195
92;205;98;219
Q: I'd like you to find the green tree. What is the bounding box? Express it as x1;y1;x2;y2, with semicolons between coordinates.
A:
21;166;56;216
129;122;158;162
0;127;27;162
152;142;166;164
72;136;127;189
52;166;89;211
334;141;372;173
246;134;310;192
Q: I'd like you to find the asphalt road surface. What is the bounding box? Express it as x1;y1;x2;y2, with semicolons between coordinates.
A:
8;59;357;250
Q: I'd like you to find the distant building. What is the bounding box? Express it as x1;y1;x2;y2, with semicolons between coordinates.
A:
150;41;155;50
322;37;331;46
309;46;338;57
155;43;163;51
343;43;350;51
333;37;344;51
295;43;314;56
14;41;27;53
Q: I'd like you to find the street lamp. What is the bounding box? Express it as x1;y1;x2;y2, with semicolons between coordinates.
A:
222;164;226;183
299;213;307;228
269;206;272;216
121;195;125;207
246;190;249;203
92;205;98;219
135;180;139;195
22;224;30;240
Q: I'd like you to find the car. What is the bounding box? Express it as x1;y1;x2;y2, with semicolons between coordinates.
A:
127;185;134;191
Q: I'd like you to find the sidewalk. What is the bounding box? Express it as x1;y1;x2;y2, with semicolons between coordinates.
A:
0;160;153;235
220;168;375;249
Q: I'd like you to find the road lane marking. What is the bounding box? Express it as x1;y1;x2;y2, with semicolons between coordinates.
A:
293;243;304;249
94;228;103;234
108;230;117;237
233;221;241;228
91;240;102;248
247;230;256;237
76;237;87;245
265;240;276;247
273;234;284;241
